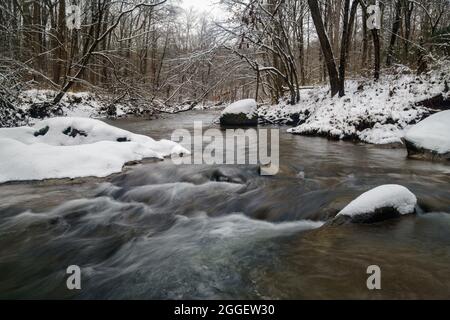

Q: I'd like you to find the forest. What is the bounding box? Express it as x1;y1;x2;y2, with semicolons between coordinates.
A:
0;0;448;114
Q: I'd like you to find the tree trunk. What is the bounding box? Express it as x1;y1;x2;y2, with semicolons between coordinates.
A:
336;0;359;97
338;0;351;97
371;29;381;80
402;0;414;63
53;0;66;85
386;0;402;66
307;0;340;96
361;9;368;68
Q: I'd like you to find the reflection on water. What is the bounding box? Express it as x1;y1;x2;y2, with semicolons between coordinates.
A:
0;110;449;299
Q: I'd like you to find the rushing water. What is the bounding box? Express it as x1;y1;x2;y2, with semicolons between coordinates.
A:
0;110;449;299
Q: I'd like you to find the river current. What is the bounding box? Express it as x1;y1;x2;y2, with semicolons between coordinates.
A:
0;110;449;299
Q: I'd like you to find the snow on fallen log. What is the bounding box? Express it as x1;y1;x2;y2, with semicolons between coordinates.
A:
335;184;417;224
0;117;189;183
404;110;450;161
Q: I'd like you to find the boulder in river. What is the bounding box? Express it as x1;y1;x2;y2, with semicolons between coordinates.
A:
333;184;417;224
403;110;450;161
220;99;258;126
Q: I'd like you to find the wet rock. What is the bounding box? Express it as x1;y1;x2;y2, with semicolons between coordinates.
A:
210;168;246;184
287;113;300;126
62;127;88;138
220;112;258;126
404;139;450;161
106;105;117;117
332;206;410;225
34;126;49;137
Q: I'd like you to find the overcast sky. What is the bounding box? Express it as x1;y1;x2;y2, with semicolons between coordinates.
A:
181;0;225;17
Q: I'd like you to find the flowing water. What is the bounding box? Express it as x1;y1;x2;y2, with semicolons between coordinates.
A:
0;110;449;299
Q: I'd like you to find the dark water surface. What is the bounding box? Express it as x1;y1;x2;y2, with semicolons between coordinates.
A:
0;110;449;299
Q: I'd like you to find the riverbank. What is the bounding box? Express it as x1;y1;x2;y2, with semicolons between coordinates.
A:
0;89;223;128
258;61;450;145
2;61;449;148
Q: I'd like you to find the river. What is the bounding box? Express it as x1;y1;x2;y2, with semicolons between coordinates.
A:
0;110;449;299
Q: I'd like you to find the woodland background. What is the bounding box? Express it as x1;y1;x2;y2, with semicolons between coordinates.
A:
0;0;449;108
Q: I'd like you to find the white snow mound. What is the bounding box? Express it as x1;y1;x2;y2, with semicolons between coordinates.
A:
338;184;417;217
0;117;190;183
221;99;257;119
404;110;450;154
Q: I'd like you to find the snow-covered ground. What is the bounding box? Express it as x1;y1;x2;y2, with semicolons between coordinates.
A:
258;61;450;145
404;110;450;155
0;89;224;128
337;184;417;218
17;90;158;121
0;117;189;183
18;90;104;118
2;61;449;148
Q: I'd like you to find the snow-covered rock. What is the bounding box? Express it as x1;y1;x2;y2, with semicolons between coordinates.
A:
0;117;189;183
220;99;258;126
335;184;417;223
258;61;450;144
404;110;450;161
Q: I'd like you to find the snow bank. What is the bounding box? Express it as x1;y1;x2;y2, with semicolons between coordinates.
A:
0;89;224;128
0;89;158;127
358;123;405;145
337;185;417;218
0;117;189;183
17;89;151;118
258;61;450;144
18;90;104;119
221;99;257;118
404;110;450;155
